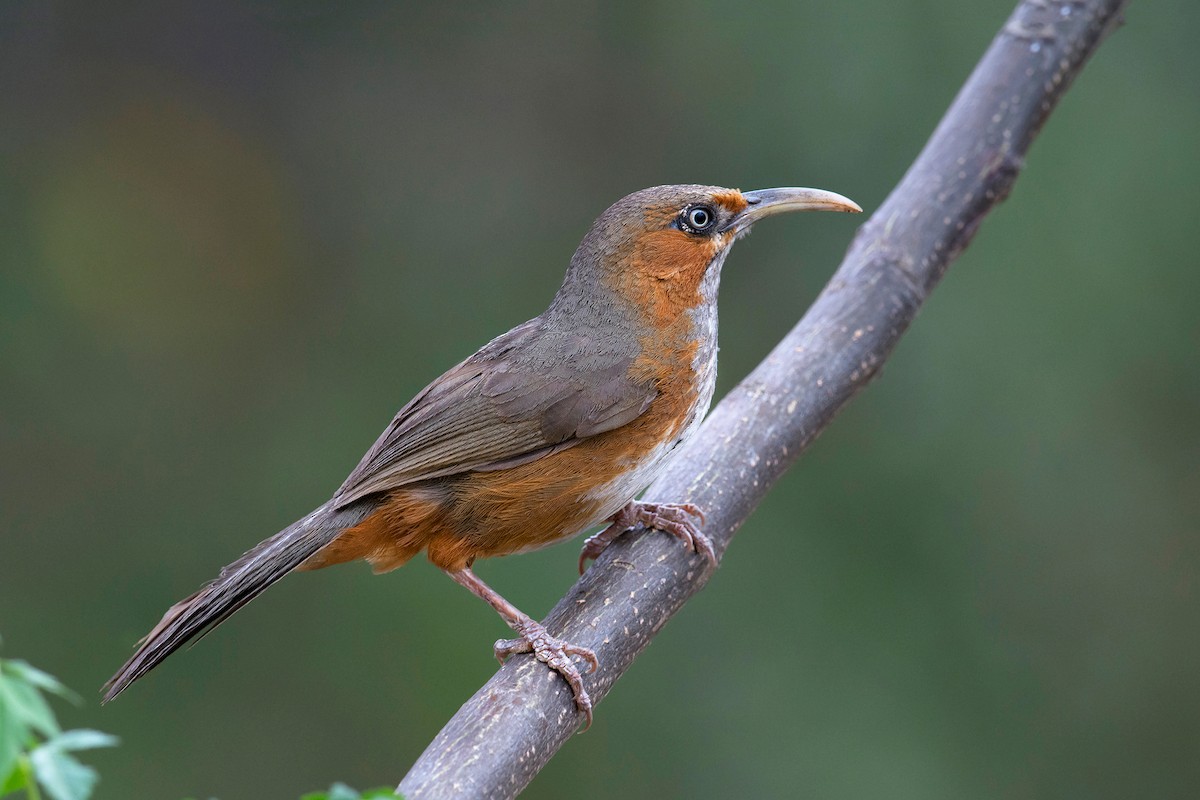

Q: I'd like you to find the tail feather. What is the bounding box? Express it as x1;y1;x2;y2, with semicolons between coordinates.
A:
103;500;372;702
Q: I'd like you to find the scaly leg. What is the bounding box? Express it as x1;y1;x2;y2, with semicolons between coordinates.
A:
445;566;599;729
578;500;716;574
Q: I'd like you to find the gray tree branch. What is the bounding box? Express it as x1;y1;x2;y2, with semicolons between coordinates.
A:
398;1;1129;796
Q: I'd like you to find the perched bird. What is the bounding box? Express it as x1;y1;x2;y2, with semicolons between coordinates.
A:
103;184;860;725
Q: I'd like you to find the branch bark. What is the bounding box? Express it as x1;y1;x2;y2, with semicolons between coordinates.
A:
398;1;1128;796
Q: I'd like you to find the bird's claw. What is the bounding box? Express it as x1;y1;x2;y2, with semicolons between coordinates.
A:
578;500;716;573
494;619;598;730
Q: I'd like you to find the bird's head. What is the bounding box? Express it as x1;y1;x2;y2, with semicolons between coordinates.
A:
560;184;861;324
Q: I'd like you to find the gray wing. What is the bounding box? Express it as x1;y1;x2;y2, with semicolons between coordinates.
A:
332;317;657;508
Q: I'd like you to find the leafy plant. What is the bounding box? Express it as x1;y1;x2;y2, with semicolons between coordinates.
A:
300;784;399;800
0;642;117;800
1;641;399;799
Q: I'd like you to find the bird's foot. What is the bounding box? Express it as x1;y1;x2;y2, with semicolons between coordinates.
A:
578;500;716;574
494;619;599;730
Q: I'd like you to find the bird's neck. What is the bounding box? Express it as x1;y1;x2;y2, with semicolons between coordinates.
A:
545;241;725;411
553;231;727;329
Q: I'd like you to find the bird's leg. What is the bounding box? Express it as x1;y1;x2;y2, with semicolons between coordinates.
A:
578;500;716;574
444;566;599;729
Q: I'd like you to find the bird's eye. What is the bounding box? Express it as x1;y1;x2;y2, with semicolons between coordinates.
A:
680;204;716;234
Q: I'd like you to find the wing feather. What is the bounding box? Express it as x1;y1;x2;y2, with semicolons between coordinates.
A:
332;317;656;507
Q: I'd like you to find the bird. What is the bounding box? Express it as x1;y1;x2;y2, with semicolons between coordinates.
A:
103;183;861;726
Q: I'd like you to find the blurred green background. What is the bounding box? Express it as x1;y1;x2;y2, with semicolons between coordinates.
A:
2;1;1197;798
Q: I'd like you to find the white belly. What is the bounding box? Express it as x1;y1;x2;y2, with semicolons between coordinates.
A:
578;347;717;534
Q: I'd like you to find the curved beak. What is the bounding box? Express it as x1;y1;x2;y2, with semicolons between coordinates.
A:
723;187;862;234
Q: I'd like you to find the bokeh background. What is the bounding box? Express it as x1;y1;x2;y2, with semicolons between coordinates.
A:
2;1;1197;798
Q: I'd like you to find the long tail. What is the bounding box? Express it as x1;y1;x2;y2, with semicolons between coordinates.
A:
103;499;373;702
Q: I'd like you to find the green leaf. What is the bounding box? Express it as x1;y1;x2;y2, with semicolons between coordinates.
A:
24;730;116;800
28;743;99;800
0;655;29;784
0;702;24;793
299;790;332;800
0;665;61;738
43;730;118;753
300;784;398;799
327;783;362;800
0;754;30;794
2;661;79;705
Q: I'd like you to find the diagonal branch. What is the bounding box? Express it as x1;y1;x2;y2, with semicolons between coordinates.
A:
398;1;1129;796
